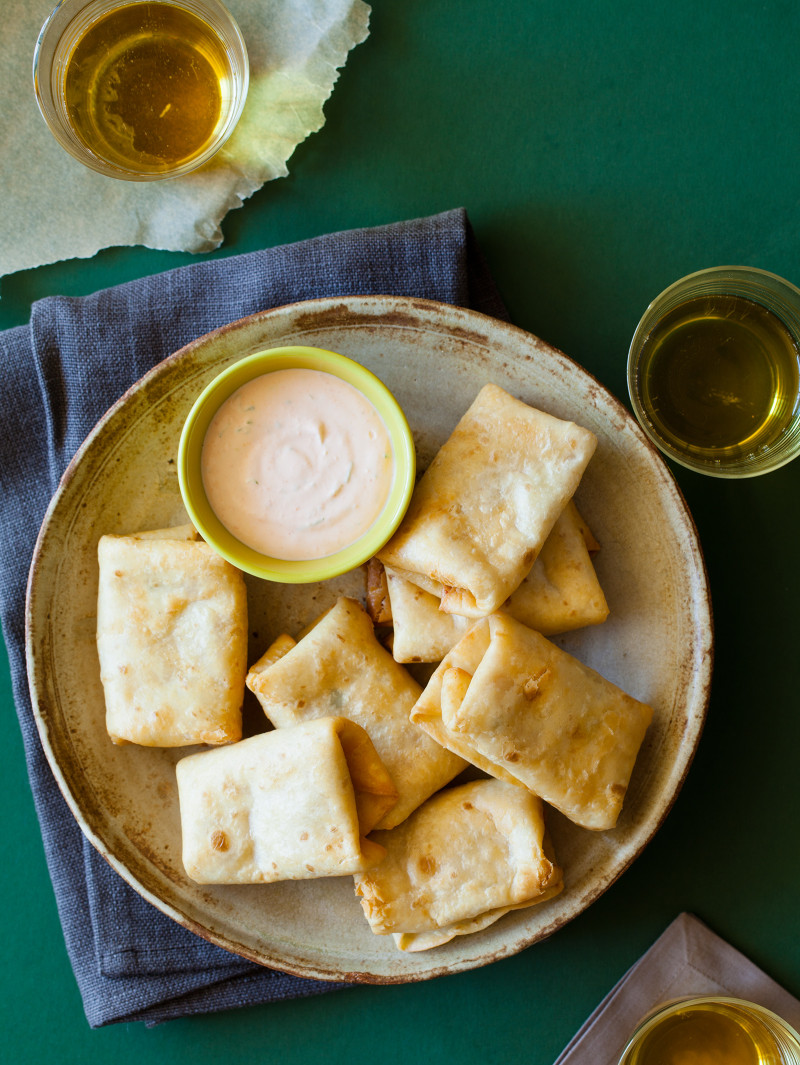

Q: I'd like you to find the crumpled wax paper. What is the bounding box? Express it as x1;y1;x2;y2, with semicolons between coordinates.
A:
0;0;371;279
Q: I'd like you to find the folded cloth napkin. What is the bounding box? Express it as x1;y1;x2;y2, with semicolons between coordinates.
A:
553;912;800;1064
0;207;508;1028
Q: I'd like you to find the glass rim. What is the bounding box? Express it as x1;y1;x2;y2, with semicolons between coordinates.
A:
32;0;250;182
627;265;800;478
618;996;800;1063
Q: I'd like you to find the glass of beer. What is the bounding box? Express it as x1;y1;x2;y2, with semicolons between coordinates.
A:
618;996;800;1065
33;0;249;180
627;266;800;477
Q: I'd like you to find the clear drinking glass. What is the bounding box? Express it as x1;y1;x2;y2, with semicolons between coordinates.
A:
627;266;800;477
618;996;800;1065
33;0;249;180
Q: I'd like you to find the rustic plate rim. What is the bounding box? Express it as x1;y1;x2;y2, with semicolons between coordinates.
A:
24;294;714;984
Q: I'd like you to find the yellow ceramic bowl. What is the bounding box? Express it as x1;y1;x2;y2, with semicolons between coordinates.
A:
178;346;416;583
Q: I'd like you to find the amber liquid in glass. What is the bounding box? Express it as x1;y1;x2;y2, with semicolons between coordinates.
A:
626;1001;792;1065
64;3;231;173
636;294;800;462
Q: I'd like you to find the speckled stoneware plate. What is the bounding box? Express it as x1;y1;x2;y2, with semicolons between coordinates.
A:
25;295;713;983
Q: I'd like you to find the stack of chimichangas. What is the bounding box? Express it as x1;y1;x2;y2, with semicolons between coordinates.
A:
96;383;653;954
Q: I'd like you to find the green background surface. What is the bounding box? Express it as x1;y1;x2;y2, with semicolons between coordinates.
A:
3;1;800;1062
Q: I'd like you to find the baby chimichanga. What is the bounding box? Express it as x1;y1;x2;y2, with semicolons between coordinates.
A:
411;613;653;831
354;778;563;952
177;716;397;884
377;383;597;618
379;500;609;664
96;524;247;747
246;597;466;828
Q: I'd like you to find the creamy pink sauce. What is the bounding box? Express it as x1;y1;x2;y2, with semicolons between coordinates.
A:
201;368;394;561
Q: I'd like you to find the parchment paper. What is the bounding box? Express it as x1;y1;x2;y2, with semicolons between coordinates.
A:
0;0;371;280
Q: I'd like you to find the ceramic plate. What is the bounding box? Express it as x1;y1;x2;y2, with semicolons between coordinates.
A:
25;296;712;983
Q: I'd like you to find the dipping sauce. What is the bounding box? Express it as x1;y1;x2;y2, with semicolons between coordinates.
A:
201;369;395;561
63;2;233;174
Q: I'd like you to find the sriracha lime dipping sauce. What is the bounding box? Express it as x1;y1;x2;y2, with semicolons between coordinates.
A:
200;368;395;561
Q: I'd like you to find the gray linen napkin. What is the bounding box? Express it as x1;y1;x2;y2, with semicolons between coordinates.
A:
0;208;508;1028
553;912;800;1064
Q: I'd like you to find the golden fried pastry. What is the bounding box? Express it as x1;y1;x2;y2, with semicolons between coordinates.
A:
246;597;465;828
380;501;609;663
377;383;597;617
411;613;653;830
505;501;609;633
354;778;563;951
96;524;247;747
177;716;396;884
